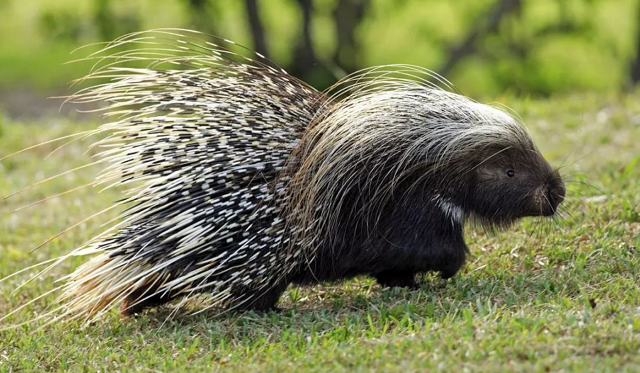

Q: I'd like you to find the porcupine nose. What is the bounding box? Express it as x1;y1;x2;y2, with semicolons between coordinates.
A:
544;177;565;216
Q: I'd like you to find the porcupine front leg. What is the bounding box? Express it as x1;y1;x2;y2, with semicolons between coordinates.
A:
374;250;465;288
366;187;469;288
373;222;468;288
374;249;465;289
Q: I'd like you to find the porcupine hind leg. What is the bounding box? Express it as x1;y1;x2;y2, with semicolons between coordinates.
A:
121;284;174;316
230;279;291;312
122;280;291;315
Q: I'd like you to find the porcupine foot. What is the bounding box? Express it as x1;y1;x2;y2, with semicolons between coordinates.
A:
439;267;459;280
438;254;466;280
375;272;418;289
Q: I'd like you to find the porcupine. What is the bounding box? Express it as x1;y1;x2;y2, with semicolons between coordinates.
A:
3;29;565;323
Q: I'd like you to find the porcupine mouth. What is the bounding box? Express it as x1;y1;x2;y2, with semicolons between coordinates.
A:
532;182;566;217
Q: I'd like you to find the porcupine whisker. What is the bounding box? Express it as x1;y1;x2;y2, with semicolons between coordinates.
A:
542;193;554;212
566;179;605;195
558;195;602;225
560;195;591;206
555;205;573;221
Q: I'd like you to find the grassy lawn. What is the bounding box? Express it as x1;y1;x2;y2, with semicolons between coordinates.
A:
0;92;639;372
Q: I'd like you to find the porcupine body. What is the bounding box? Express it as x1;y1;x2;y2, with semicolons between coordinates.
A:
5;29;565;322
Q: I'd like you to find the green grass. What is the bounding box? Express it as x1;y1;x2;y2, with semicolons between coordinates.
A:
1;93;640;372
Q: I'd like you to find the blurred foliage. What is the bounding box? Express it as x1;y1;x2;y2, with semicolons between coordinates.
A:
0;0;638;97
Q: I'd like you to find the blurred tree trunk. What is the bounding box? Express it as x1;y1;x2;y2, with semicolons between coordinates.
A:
333;0;370;73
245;0;270;58
291;0;317;77
183;0;216;35
438;0;521;78
630;2;640;85
94;0;116;40
94;0;139;40
289;0;338;88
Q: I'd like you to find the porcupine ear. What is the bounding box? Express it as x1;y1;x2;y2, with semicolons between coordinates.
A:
0;29;313;327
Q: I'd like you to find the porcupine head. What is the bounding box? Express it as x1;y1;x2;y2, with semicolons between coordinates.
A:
289;86;566;288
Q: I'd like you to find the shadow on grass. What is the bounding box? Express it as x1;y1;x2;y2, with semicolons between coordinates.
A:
97;266;583;342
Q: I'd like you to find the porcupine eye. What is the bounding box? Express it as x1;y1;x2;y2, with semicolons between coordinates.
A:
506;170;515;177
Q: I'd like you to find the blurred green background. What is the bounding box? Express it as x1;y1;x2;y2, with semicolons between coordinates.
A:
0;0;638;117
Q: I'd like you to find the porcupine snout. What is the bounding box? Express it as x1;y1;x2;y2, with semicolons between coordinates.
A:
540;171;565;216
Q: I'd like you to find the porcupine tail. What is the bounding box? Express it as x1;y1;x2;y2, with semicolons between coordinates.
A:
1;29;323;326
